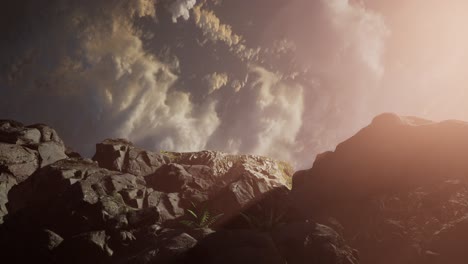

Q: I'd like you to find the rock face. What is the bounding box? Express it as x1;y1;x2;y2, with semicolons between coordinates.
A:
292;113;468;264
94;139;293;224
184;222;359;264
0;120;360;264
0;120;67;223
93;138;169;176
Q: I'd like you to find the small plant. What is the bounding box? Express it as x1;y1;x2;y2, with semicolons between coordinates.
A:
278;161;294;189
180;202;224;229
240;204;287;231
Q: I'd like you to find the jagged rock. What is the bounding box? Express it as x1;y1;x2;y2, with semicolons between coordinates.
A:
93;139;292;226
428;215;468;263
5;158;159;235
122;229;197;264
39;229;64;251
55;230;113;264
146;191;185;222
37;141;67;167
293;113;468;212
126;206;159;227
93;138;168;176
292;113;468;264
0;120;301;263
272;221;359;264
0;120;41;145
145;152;290;225
184;229;284;264
0;143;39;182
0;120;67;222
0;120;67;170
0;172;17;223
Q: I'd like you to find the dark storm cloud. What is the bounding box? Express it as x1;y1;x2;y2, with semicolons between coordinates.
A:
0;0;220;156
0;0;390;168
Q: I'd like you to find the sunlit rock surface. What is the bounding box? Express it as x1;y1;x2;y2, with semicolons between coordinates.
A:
2;120;358;264
0;120;68;223
293;113;468;264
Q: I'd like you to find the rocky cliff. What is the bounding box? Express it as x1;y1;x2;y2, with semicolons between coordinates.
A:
0;120;357;264
292;113;468;264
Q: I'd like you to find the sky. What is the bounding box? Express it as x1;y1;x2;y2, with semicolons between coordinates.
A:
1;0;468;169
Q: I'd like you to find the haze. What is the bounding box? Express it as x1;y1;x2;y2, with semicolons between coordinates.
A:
1;0;467;168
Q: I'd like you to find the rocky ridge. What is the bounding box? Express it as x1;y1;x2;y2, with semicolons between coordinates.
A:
292;113;468;264
0;120;357;264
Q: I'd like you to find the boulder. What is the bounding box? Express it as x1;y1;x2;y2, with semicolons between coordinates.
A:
184;229;284;264
428;215;468;263
122;229;197;264
93;138;168;176
55;230;113;264
292;113;468;264
145;151;291;225
0;143;39;182
272;221;359;264
0;173;16;223
0;120;68;222
0;120;67;170
5;158;159;234
146;191;185;222
293;113;468;213
0;120;41;145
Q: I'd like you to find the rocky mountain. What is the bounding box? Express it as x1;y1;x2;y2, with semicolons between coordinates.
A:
0;119;357;264
292;113;468;264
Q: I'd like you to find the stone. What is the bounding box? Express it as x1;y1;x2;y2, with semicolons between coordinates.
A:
93;138;167;176
37;141;67;167
55;230;113;263
0;172;17;223
0;143;39;182
272;221;359;264
184;230;284;264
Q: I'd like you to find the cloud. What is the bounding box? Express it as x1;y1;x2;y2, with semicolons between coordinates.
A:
0;0;219;156
0;0;390;169
204;72;228;94
192;5;259;61
168;0;197;23
323;0;389;77
207;66;304;163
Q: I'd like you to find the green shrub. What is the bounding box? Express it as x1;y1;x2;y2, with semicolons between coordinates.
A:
180;202;223;229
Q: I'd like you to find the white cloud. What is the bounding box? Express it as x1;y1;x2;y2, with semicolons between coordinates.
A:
0;0;219;155
208;66;304;164
168;0;197;23
204;72;228;94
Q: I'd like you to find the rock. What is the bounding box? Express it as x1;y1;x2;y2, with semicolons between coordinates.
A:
293;113;468;213
184;229;284;264
272;221;359;264
145;191;185;222
0;122;297;263
0;120;41;145
145;152;291;225
0;121;67;169
153;232;198;263
93;138;168;176
428;215;468;263
123;230;197;264
0;120;67;222
37;141;67;167
5;158;160;235
55;230;113;263
39;229;64;251
0;172;16;223
0;143;39;182
126;206;159;227
27;123;64;144
292;113;468;264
